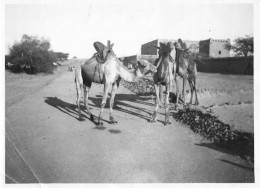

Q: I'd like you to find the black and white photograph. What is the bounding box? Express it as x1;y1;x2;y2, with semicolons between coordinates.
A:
2;0;259;186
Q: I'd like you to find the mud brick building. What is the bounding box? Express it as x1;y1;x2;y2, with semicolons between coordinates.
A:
121;38;253;75
121;39;199;68
141;39;199;58
199;38;230;58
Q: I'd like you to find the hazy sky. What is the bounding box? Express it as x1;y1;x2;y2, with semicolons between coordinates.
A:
5;0;254;58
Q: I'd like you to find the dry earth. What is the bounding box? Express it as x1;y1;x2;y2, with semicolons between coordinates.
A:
196;73;253;133
5;59;254;183
122;72;253;133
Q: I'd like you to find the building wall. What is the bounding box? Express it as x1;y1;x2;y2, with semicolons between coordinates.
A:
141;39;199;59
199;38;230;58
199;39;210;57
141;40;158;55
209;39;230;58
196;56;253;75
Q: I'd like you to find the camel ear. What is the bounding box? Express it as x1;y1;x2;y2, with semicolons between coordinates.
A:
107;40;111;47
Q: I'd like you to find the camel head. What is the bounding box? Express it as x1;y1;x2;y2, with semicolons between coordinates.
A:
154;42;174;56
94;40;115;61
103;40;115;58
174;39;188;51
137;59;157;75
174;41;182;49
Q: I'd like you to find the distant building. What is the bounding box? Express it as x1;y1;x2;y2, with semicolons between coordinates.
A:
199;38;230;58
141;39;199;58
120;39;199;68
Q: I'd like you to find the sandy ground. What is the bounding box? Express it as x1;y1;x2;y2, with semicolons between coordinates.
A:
196;73;253;133
5;59;254;183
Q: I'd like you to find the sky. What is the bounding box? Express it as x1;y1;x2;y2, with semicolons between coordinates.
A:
4;0;254;58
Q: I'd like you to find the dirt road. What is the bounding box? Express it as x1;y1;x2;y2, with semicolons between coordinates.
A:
5;62;254;183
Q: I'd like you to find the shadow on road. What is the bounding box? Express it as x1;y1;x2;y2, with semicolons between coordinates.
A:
88;93;165;124
44;97;109;125
44;93;165;126
195;142;237;156
44;97;79;118
219;159;254;172
195;142;254;167
108;129;121;134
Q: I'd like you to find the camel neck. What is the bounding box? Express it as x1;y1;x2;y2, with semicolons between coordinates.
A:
117;63;142;82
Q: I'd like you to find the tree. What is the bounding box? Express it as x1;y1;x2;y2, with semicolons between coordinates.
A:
8;34;58;74
225;35;253;57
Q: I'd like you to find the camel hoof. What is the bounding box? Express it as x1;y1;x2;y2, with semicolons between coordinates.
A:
149;119;157;123
109;116;117;124
90;114;94;121
110;120;118;124
98;121;103;126
95;124;105;130
164;121;172;125
79;117;85;121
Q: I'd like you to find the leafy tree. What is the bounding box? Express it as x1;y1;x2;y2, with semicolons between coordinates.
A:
8;34;58;73
225;35;253;57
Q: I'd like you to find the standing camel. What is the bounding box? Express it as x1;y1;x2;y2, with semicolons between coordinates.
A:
174;39;199;106
150;42;176;125
75;41;157;125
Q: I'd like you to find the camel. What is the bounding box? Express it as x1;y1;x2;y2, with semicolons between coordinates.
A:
150;42;176;125
75;41;157;126
174;39;199;106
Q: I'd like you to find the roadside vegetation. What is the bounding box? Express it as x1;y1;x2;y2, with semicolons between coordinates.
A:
5;34;68;74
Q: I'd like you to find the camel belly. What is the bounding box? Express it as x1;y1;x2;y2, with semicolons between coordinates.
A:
155;60;174;83
81;59;105;84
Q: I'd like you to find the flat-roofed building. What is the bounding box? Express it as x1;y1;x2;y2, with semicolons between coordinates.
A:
199;38;230;58
141;39;199;58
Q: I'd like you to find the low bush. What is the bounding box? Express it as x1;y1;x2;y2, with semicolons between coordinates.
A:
173;108;254;163
6;34;58;74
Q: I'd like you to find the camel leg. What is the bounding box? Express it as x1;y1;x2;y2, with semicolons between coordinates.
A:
109;82;118;124
98;83;110;126
164;83;171;125
182;77;187;107
150;83;160;123
75;65;84;121
159;84;163;106
175;76;180;109
83;85;94;121
171;63;177;104
194;79;199;105
189;80;194;105
76;83;84;121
